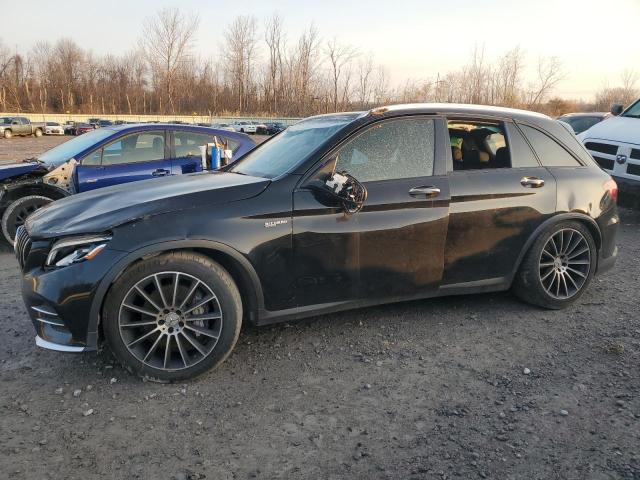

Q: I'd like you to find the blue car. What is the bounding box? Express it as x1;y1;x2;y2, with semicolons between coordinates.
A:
0;124;256;243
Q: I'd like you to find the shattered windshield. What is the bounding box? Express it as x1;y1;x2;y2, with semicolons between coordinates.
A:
229;114;359;179
622;99;640;118
37;128;116;166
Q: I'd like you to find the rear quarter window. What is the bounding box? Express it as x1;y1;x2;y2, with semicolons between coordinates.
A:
519;125;581;167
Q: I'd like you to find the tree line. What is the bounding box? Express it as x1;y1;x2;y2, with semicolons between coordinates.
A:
0;8;637;117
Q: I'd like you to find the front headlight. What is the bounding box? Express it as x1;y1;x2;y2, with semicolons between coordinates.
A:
46;234;111;268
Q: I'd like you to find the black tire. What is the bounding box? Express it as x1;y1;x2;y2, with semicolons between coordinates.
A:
102;251;242;382
1;195;53;244
512;221;597;309
3;129;12;139
34;128;43;138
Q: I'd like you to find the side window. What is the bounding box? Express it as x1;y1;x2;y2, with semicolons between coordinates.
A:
505;123;539;168
102;131;165;165
83;149;102;166
519;125;581;167
174;132;212;157
174;132;241;157
448;119;511;170
334;117;435;182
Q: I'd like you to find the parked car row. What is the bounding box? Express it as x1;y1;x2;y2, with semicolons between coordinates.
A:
10;103;619;381
1;117;290;138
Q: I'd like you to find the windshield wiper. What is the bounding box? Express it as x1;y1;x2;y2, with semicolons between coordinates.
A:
622;114;640;118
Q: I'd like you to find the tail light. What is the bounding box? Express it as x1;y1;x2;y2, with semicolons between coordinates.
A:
603;178;618;203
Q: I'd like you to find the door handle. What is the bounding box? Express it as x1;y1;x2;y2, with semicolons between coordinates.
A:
152;169;170;177
520;176;545;188
409;186;441;198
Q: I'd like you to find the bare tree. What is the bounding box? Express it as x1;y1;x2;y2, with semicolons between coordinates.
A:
264;14;285;113
526;56;564;107
143;8;199;114
224;15;259;113
355;53;374;109
325;38;358;111
290;24;320;115
372;65;389;105
494;46;524;106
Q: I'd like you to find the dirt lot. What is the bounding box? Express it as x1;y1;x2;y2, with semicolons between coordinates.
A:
0;135;69;163
0;139;639;480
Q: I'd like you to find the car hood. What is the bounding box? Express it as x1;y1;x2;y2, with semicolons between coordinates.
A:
0;162;41;181
579;116;640;145
26;171;270;239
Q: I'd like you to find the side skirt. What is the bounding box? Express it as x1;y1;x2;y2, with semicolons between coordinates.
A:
255;277;509;326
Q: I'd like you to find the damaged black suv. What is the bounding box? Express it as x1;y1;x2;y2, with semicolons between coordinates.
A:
16;104;618;381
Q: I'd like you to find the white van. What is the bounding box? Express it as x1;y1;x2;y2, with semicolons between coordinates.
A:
579;98;640;194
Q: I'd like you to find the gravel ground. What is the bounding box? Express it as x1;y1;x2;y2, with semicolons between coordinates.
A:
0;138;638;479
0;135;69;163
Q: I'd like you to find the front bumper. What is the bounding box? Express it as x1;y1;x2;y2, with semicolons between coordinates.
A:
36;334;85;352
22;247;126;352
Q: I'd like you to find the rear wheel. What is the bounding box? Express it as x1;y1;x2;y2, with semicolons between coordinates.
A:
34;128;43;138
103;252;242;382
1;195;53;244
513;221;596;309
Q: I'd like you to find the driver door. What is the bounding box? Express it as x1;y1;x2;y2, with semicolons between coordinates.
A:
291;116;450;308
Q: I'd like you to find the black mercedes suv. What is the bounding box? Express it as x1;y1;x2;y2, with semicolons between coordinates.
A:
16;104;619;381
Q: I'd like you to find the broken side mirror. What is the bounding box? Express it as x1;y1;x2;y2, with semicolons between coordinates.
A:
610;103;624;116
324;171;367;214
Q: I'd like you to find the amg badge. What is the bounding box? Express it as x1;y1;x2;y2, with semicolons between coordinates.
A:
264;219;288;228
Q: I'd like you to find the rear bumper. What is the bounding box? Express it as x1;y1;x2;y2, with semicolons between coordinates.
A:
612;175;640;195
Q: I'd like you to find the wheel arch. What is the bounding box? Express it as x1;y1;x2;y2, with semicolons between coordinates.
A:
1;182;68;209
509;213;602;286
89;240;264;348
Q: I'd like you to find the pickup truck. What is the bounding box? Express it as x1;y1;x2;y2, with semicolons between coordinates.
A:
0;123;256;243
0;116;45;138
579;98;640;195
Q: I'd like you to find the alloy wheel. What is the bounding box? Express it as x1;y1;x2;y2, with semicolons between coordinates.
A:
539;228;591;300
118;271;223;371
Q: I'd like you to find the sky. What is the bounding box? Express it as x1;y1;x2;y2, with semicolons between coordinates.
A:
1;0;639;100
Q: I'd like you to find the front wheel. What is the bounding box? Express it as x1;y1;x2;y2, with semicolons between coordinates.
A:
512;221;597;309
103;252;243;382
1;195;53;244
3;129;12;139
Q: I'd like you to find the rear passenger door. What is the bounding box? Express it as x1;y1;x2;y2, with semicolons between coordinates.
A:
76;130;169;192
442;118;557;287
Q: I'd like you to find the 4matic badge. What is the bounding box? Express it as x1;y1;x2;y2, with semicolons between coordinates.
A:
264;219;288;228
